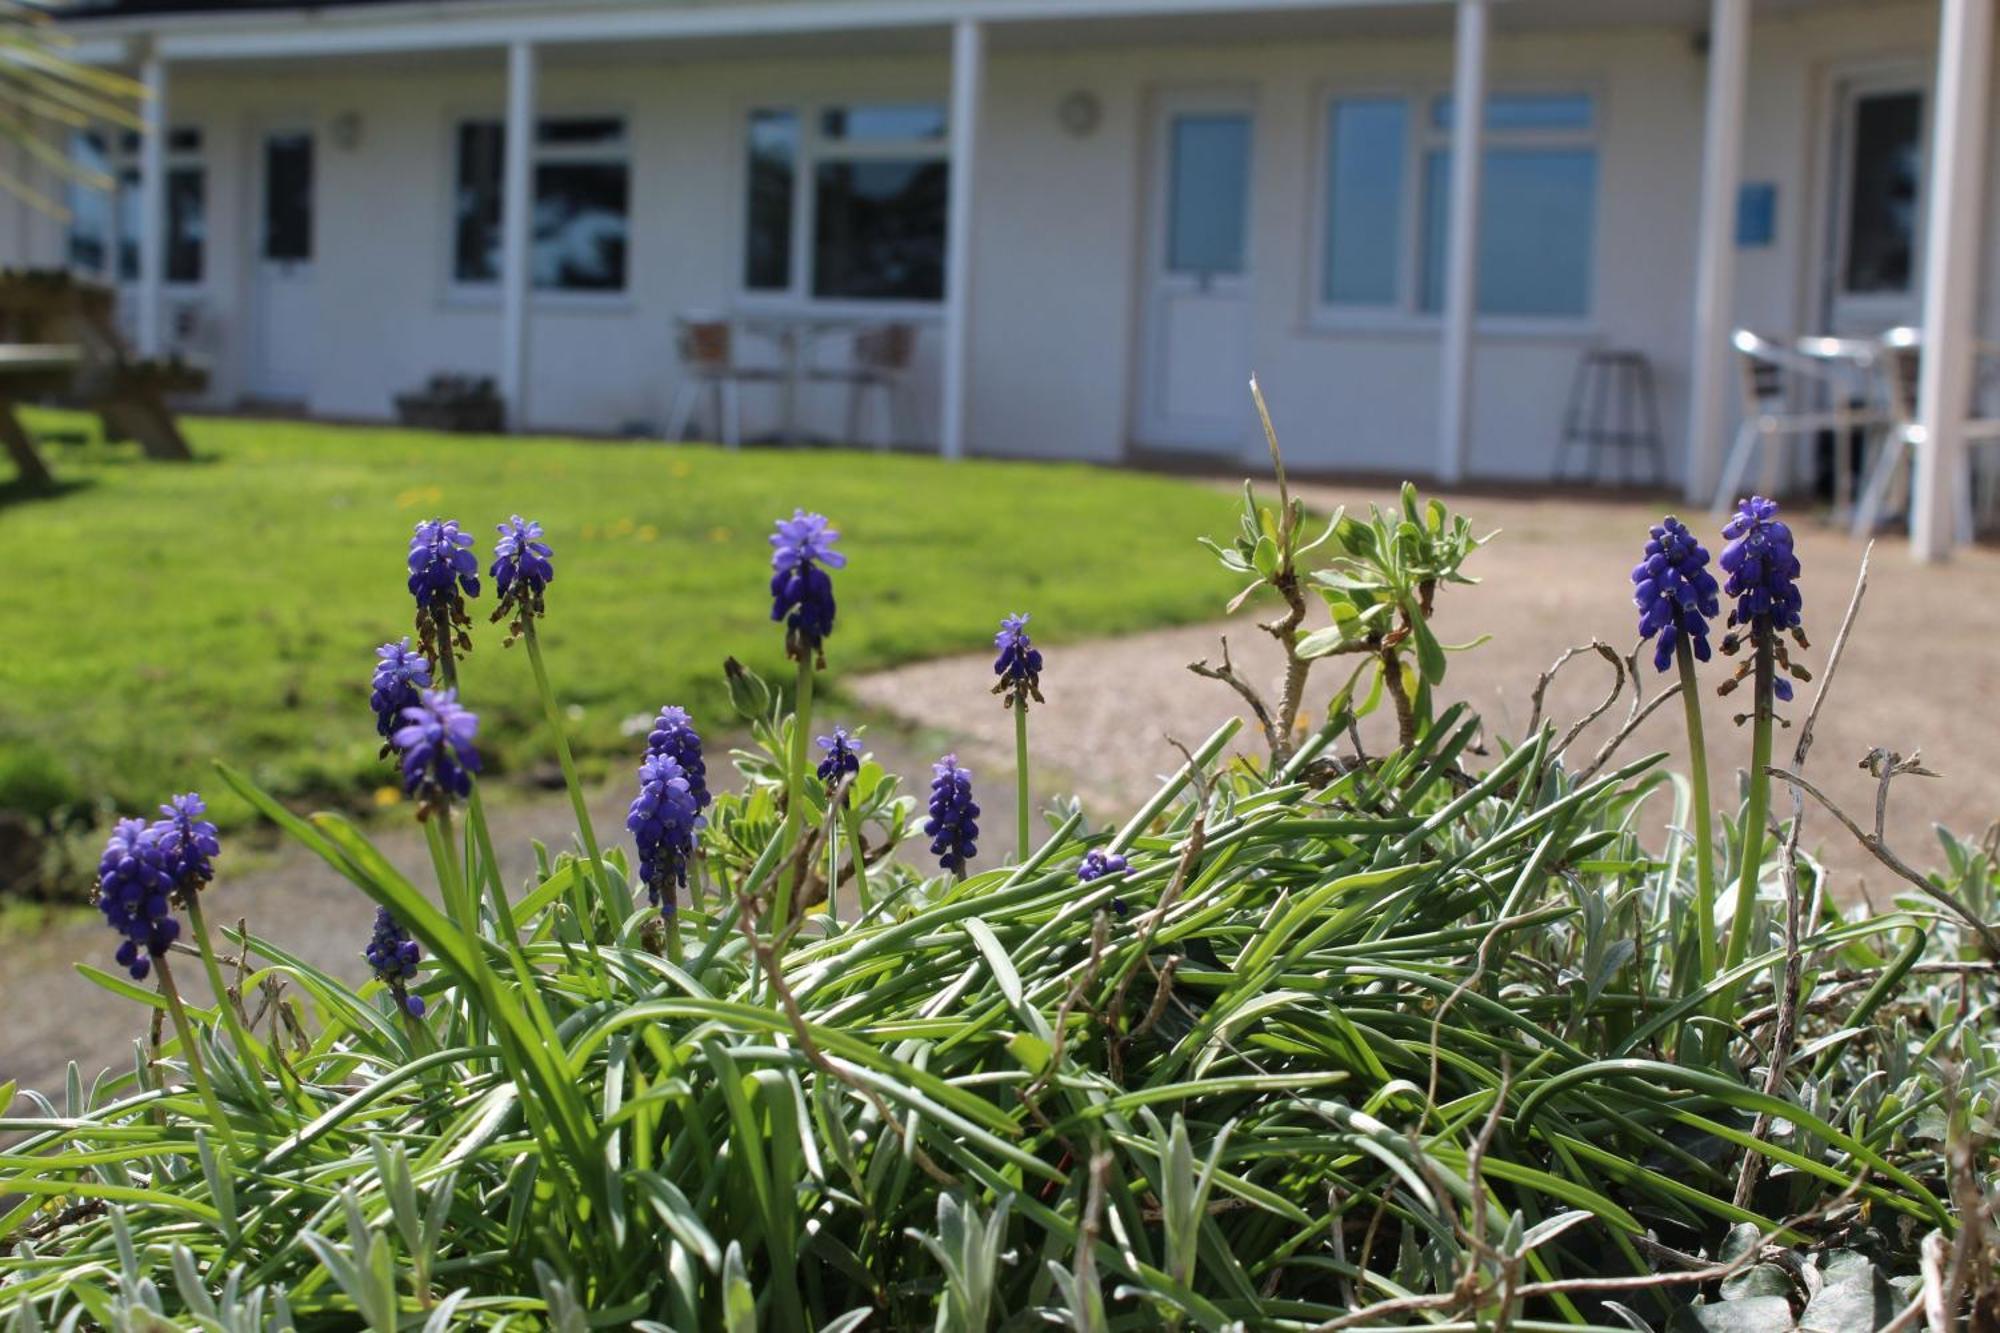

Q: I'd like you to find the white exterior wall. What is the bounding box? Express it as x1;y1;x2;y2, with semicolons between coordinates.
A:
1;2;1987;486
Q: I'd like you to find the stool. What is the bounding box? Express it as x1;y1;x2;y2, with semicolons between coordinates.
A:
1555;348;1666;487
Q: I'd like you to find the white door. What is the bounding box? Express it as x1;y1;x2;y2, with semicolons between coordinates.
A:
1137;93;1255;453
252;126;316;401
1824;69;1927;336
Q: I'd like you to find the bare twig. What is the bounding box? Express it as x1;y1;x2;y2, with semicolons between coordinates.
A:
1188;635;1281;759
1575;642;1683;784
1525;640;1625;758
1772;766;2000;960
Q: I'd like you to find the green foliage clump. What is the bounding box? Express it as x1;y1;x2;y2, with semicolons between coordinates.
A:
1;468;1996;1332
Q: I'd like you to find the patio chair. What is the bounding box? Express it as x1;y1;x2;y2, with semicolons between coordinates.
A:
1849;327;1999;540
665;315;782;449
807;323;919;451
1709;329;1892;517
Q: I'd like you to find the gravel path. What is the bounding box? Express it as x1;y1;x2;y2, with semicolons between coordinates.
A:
1;731;1006;1107
854;482;2000;909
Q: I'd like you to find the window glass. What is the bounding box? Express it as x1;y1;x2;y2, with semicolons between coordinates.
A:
452;116;631;292
819;104;947;142
166;165;204;284
1843;90;1922;294
1166;112;1250;274
1323;98;1407;305
536;116;626;149
533;161;628;291
1430;92;1595;132
1419;146;1596;316
812;158;948;300
116;165;141;282
744;109;797;291
66;132;111;274
453;121;504;284
262;132;314;262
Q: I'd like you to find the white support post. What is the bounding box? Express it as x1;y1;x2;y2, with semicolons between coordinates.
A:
940;17;983;461
1683;0;1750;503
136;52;168;357
499;39;536;431
1912;0;1993;560
1436;0;1487;485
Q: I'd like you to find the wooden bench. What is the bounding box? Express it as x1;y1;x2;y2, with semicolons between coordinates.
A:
0;269;208;478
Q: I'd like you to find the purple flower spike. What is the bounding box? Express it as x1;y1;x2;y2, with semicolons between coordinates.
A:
992;613;1046;709
96;819;180;981
490;515;554;643
628;752;703;911
364;906;426;1017
392;688;481;817
371;639;433;753
645;706;710;810
1718;496;1810;704
408;518;480;659
925;754;979;875
1631;517;1720;674
150;792;220;902
770;509;845;663
816;727;862;800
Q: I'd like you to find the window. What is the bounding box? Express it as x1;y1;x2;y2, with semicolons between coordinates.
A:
1319;90;1597;321
742;101;950;303
451;114;630;294
68;126;206;285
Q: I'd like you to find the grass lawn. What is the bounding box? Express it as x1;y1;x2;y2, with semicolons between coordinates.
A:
1;414;1237;833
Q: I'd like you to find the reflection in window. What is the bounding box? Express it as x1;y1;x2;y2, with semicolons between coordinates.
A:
1843;91;1922;294
454;121;504;284
744;110;797;291
743;101;949;303
534;162;628;291
69;127;206;285
813;159;948;300
450;115;631;293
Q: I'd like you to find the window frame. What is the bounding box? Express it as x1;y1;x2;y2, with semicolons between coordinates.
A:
1307;81;1603;336
441;104;635;307
733;95;952;319
68;124;207;291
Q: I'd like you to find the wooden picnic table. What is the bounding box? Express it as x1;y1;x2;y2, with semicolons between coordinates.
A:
0;269;206;481
0;344;83;487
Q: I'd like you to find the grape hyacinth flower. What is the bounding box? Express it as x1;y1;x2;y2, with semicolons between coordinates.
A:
1079;848;1132;919
407;518;480;663
95;819;179;981
371;639;432;756
991;613;1046;709
150;792;220;904
364;906;426;1017
393;688;482;818
646;705;710;810
1718;495;1810;703
816;727;861;790
1076;848;1128;882
490;515;554;644
1631;517;1720;674
627;752;702;911
925;754;980;876
769;509;845;664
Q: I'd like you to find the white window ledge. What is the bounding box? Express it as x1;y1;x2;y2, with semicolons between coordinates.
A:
1302;310;1600;343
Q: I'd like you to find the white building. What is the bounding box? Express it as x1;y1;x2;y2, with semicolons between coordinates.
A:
6;0;1995;556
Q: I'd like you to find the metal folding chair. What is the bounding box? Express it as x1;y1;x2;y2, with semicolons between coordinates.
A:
664;315;783;449
1710;329;1892;516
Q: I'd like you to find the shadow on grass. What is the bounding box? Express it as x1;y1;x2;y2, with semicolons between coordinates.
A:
0;476;95;510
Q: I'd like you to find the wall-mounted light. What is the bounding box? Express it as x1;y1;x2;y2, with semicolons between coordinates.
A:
1057;90;1102;139
331;110;364;151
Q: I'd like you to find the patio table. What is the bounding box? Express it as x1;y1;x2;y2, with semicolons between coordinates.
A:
734;311;876;446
